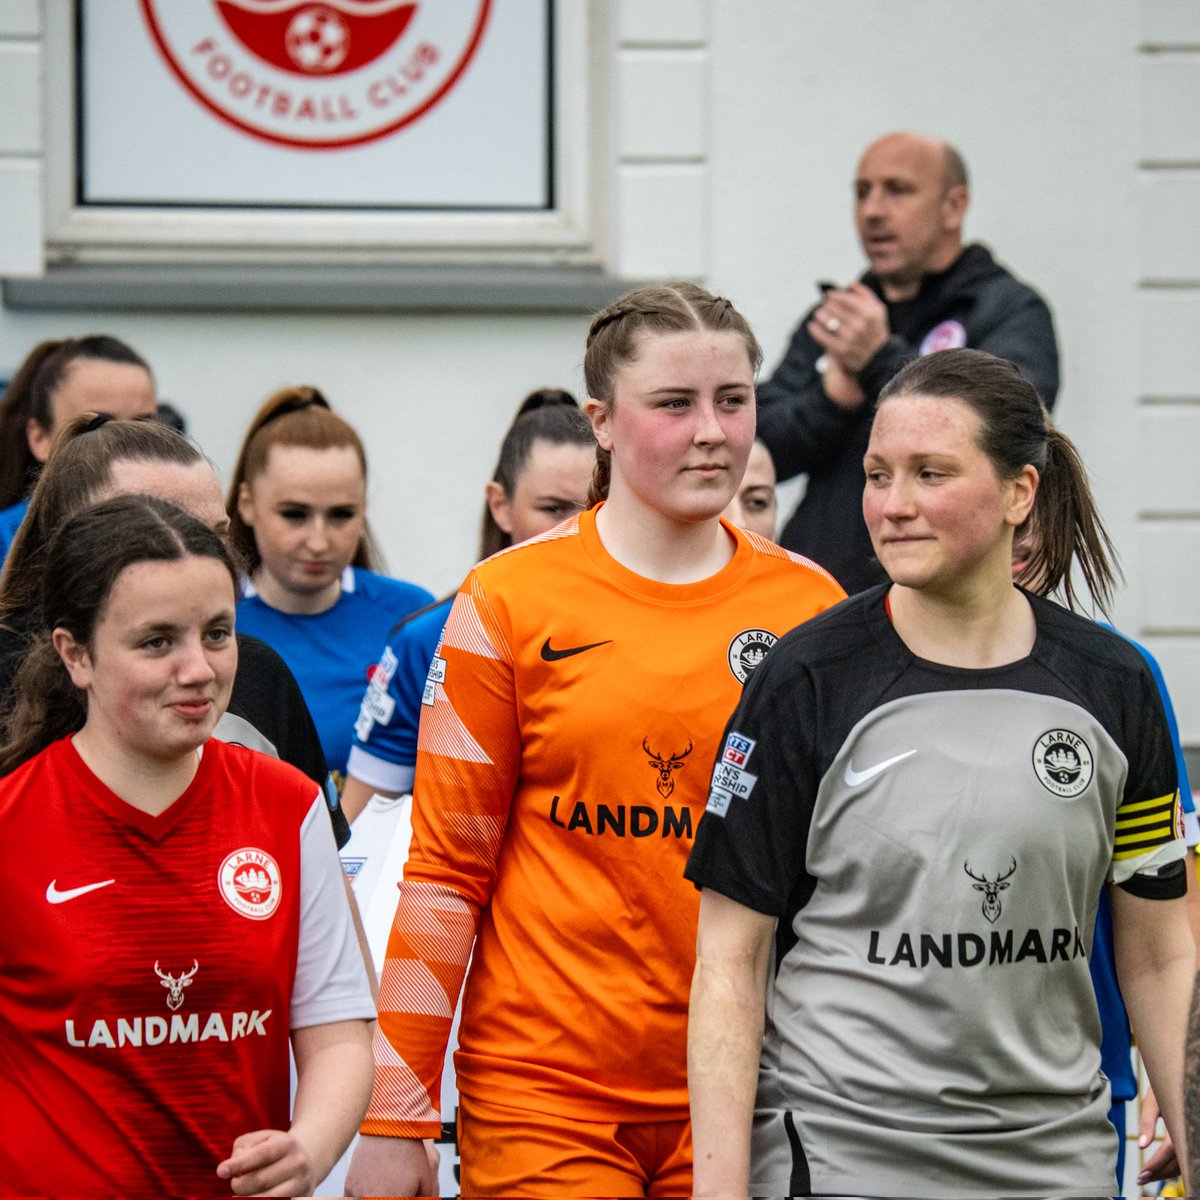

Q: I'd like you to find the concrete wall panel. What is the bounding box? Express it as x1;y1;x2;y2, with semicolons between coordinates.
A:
1138;293;1200;395
617;0;705;45
613;164;706;278
1136;407;1200;513
617;52;706;161
0;161;42;276
0;44;40;154
1140;58;1200;160
1138;524;1200;630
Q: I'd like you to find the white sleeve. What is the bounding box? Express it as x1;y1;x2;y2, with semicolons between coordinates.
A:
346;744;415;796
1184;808;1199;849
290;793;376;1030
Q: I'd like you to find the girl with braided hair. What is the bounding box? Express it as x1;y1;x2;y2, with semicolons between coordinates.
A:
347;283;844;1197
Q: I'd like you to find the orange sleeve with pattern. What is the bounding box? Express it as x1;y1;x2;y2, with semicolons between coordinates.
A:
360;576;517;1137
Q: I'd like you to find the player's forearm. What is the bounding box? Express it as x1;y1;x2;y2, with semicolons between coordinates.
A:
1115;893;1195;1188
340;774;382;824
362;879;479;1136
688;892;773;1199
1184;849;1200;950
689;963;761;1196
290;1018;375;1187
1185;971;1200;1190
1125;961;1194;1188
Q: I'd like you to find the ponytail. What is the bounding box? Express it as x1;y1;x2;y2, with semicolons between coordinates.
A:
0;339;65;508
881;349;1121;615
0;638;85;775
1023;426;1120;615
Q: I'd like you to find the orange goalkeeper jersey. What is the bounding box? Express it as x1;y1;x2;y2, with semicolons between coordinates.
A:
362;508;844;1133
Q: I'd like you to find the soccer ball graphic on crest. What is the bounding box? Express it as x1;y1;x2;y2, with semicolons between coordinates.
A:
285;6;350;72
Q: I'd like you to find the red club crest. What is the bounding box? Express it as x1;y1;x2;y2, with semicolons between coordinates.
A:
218;847;282;920
214;1;416;77
140;0;491;150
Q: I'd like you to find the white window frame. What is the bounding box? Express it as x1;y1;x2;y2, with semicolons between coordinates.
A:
42;1;608;268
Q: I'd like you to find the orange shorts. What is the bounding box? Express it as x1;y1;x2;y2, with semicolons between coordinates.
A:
456;1093;692;1199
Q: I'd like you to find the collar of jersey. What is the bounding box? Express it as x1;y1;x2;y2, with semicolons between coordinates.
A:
241;564;356;601
59;735;214;841
576;505;757;605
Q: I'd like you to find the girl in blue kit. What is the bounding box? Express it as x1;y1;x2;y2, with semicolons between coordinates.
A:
228;386;431;790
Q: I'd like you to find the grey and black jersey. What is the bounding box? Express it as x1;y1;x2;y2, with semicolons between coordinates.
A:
686;586;1185;1199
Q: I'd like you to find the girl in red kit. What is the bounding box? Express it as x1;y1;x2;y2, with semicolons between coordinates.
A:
0;495;375;1197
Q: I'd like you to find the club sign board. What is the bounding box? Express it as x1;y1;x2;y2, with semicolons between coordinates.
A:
80;1;550;208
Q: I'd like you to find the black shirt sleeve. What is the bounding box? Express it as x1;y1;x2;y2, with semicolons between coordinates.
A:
1113;656;1186;900
685;645;821;916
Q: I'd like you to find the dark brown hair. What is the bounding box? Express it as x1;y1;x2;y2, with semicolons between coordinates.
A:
583;283;762;504
0;415;206;620
0;495;236;774
0;335;153;509
225;384;380;575
478;388;594;559
878;348;1120;613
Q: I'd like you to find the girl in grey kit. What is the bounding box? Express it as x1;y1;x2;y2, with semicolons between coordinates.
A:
687;349;1192;1198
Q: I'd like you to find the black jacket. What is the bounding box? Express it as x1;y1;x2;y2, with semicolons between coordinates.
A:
757;244;1059;593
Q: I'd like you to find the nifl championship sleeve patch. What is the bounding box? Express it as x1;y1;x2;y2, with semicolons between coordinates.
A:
708;733;758;816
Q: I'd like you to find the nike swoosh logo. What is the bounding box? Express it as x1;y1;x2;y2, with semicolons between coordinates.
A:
844;750;916;787
46;878;116;905
540;637;612;662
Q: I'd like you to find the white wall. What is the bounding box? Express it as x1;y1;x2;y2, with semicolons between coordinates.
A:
708;0;1141;586
0;0;42;276
2;0;1197;735
0;304;591;597
1135;0;1200;742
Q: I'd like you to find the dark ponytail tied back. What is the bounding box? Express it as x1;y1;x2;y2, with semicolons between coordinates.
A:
880;348;1120;614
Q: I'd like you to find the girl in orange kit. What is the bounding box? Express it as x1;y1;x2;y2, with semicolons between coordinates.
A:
346;284;845;1198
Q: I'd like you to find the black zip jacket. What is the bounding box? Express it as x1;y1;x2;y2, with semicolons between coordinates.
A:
757;244;1059;593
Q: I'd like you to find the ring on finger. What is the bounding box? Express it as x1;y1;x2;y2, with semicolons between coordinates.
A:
826;317;841;333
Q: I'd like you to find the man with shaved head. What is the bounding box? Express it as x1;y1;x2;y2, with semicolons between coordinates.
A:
757;132;1059;592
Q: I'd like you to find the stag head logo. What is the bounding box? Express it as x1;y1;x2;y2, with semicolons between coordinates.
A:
643;738;692;799
964;859;1017;924
154;960;199;1011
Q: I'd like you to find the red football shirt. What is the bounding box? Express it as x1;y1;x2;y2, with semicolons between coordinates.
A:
0;737;333;1195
